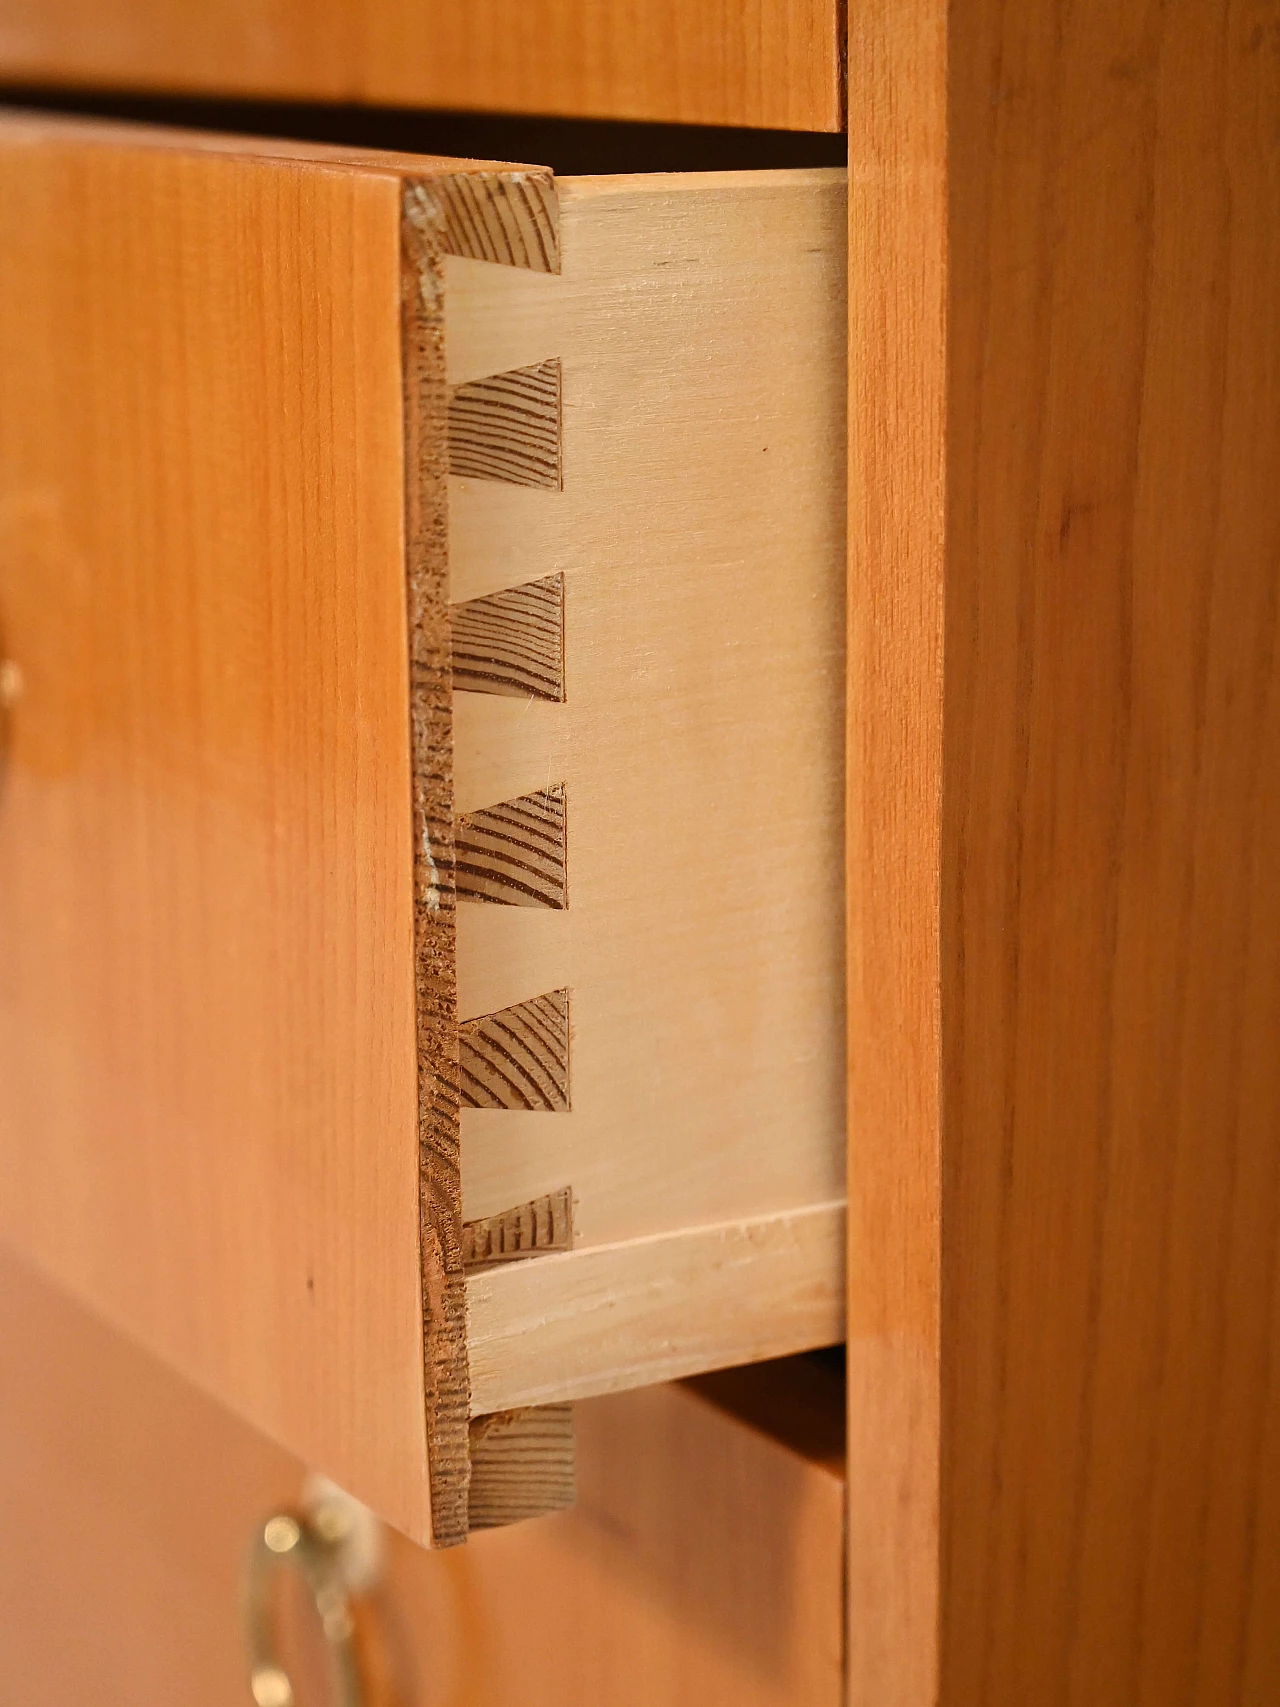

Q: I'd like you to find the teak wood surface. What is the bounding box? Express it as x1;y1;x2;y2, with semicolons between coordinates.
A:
0;1249;846;1707
847;2;1280;1703
0;0;843;131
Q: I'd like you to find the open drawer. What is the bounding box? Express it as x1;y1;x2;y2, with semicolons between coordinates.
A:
0;113;846;1545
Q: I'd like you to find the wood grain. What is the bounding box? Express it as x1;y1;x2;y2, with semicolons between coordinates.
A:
0;0;843;131
0;112;433;1544
457;785;568;908
448;173;848;1300
468;1404;576;1529
422;172;560;273
450;573;566;701
467;1201;845;1415
844;3;945;1703
0;113;563;1550
449;359;562;489
848;1;1280;1701
463;1187;575;1267
458;989;572;1112
0;1251;846;1707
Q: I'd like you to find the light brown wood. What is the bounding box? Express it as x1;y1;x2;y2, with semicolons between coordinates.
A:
467;1403;576;1529
0;117;849;1543
468;1201;844;1414
844;3;944;1702
463;1186;575;1267
0;112;425;1544
456;784;569;909
449;360;563;489
459;989;572;1111
450;573;566;702
448;170;849;1405
0;113;554;1549
0;0;843;130
847;2;1280;1701
0;1250;846;1707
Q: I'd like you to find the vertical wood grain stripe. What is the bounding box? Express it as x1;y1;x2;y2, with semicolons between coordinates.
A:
463;1188;574;1267
399;186;469;1546
467;1404;575;1529
431;172;559;274
456;785;567;909
450;572;565;701
459;989;570;1111
448;360;562;489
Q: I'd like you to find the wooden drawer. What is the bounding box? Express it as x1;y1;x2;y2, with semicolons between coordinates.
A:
0;114;846;1546
0;1247;846;1707
0;0;843;130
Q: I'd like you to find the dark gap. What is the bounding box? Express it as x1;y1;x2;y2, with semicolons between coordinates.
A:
0;88;847;174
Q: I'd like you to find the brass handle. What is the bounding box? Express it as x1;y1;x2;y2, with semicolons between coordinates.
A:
243;1512;366;1707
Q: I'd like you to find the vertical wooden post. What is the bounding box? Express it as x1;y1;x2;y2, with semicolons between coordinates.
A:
849;1;1280;1700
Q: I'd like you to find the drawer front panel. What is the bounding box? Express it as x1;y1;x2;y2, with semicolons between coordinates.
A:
0;118;433;1534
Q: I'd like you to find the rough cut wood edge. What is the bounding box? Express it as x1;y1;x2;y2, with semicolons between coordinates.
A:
400;181;467;1549
466;1404;576;1530
459;989;571;1111
466;1201;845;1415
450;572;565;701
406;172;559;275
456;785;568;909
448;360;563;489
400;169;559;1547
463;1188;575;1268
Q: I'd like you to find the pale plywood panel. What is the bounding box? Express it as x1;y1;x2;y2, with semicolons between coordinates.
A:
467;1202;845;1415
0;0;843;130
446;173;848;1254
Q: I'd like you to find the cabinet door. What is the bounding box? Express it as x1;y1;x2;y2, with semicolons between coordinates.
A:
0;113;847;1545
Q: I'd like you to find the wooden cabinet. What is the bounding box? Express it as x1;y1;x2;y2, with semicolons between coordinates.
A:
0;113;846;1548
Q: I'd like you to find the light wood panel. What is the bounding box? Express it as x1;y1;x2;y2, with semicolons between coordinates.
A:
847;1;1280;1701
469;1201;845;1414
0;1250;846;1707
447;174;848;1306
0;0;843;130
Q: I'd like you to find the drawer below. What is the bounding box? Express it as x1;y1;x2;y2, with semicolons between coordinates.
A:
0;1249;846;1707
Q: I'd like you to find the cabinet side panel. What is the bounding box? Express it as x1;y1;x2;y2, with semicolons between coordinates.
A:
0;131;431;1539
943;2;1280;1703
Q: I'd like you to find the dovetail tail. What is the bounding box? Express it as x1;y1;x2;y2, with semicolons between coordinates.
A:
459;990;570;1111
430;172;559;274
467;1404;575;1528
463;1187;574;1267
449;360;562;489
457;785;567;910
450;572;565;702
